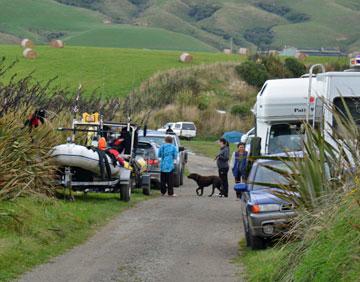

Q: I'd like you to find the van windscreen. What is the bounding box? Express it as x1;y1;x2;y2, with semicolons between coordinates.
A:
268;124;303;154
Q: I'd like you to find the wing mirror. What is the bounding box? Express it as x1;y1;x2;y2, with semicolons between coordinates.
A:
234;183;248;192
179;146;185;152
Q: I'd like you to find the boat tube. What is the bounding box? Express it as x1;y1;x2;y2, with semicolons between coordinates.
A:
51;143;122;177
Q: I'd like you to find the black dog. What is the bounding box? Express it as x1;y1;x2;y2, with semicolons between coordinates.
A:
187;173;223;197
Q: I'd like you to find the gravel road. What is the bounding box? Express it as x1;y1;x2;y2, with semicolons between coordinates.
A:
19;153;244;282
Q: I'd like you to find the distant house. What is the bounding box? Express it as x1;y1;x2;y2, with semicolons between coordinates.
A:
223;48;232;55
280;46;345;57
279;47;298;57
298;48;345;57
238;48;248;55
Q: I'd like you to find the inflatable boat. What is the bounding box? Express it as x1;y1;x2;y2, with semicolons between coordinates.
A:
51;143;122;177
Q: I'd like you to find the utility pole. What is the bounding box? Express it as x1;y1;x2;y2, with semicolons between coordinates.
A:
230;37;233;53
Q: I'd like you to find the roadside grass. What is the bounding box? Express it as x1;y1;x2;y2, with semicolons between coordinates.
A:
0;190;158;282
0;45;244;97
182;139;237;159
236;194;360;282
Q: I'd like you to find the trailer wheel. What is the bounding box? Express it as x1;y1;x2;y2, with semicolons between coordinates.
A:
120;180;132;202
142;181;151;196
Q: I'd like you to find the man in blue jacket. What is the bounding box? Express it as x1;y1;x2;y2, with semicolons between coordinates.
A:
158;135;178;197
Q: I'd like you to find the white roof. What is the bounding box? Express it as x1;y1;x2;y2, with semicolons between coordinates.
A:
256;78;313;122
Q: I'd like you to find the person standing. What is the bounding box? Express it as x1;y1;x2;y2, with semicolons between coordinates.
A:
216;138;230;197
158;136;178;197
231;142;248;199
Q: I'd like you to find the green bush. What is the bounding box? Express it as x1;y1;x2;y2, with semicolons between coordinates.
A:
262;55;292;78
285;57;306;77
231;104;249;116
235;61;269;88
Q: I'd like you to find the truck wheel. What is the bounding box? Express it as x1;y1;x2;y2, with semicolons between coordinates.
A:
174;172;180;187
120;180;131;202
249;229;266;250
142;181;151;196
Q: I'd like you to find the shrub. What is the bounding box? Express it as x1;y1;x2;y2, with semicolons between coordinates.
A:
231;104;249;116
188;4;220;21
262;55;292;78
285;57;306;77
235;61;269;88
244;27;274;49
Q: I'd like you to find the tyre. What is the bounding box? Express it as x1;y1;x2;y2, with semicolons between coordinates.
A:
180;168;184;186
120;179;132;202
142;181;151;196
243;218;251;247
174;171;180;187
249;228;266;250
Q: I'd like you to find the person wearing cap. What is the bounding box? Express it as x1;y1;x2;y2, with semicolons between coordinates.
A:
158;135;178;197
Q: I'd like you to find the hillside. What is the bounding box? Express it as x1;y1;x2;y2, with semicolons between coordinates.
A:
0;0;359;52
0;0;215;51
0;45;243;97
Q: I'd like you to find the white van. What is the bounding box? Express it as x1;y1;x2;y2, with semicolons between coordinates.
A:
173;122;197;139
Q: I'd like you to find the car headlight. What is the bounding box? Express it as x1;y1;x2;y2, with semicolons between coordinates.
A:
251;204;281;213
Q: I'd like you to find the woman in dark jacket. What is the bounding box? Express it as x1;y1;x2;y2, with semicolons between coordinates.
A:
215;138;230;197
231;142;248;198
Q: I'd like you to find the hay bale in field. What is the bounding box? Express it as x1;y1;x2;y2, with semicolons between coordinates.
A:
50;39;64;48
223;48;232;55
23;48;37;59
20;38;33;48
179;52;193;63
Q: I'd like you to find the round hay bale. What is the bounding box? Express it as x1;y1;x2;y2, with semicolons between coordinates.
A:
20;38;33;48
23;48;37;59
179;52;193;63
50;39;64;48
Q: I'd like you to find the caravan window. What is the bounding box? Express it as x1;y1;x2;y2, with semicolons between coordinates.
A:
268;124;303;154
333;97;360;127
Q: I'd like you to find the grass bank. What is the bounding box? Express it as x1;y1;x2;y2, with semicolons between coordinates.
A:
182;139;237;159
0;191;157;281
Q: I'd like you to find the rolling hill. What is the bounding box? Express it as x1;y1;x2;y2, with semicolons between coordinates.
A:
0;0;216;51
0;0;359;52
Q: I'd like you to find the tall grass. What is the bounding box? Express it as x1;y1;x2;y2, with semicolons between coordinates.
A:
259;105;360;281
0;59;124;200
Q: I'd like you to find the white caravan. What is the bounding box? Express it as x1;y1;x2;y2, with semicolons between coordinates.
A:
253;64;360;155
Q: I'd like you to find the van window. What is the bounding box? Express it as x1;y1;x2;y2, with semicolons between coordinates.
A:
268;124;303;154
333;97;360;127
182;123;195;130
175;124;181;129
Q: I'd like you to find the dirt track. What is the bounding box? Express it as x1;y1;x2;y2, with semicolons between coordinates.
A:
19;153;244;282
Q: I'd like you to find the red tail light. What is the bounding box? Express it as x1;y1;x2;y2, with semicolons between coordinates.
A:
147;159;159;166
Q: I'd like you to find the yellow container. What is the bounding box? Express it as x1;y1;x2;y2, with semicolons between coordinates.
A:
82;112;99;123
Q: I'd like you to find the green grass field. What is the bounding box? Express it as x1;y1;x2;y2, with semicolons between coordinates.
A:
0;191;158;281
0;45;244;97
